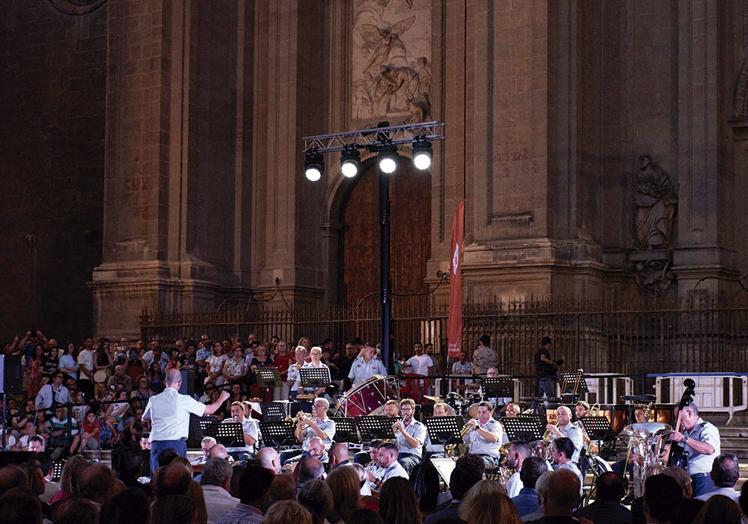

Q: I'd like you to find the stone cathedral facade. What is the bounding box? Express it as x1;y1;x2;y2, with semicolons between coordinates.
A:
2;0;748;339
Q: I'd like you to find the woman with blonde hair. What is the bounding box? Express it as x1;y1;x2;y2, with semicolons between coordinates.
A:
326;466;361;523
459;492;521;524
264;500;313;524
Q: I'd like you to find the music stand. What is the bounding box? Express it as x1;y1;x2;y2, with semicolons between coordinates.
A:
355;416;398;441
483;377;513;398
215;422;245;447
580;416;614;441
431;457;458;487
424;416;464;446
331;417;360;443
254;367;281;388
501;417;544;443
52;460;64;482
199;417;218;437
261;402;288;422
259;420;295;448
300;367;332;388
558;370;589;396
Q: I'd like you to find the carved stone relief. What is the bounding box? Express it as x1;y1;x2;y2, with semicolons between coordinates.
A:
352;0;432;124
633;155;677;250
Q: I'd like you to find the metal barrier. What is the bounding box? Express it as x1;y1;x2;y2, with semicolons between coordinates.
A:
652;372;748;424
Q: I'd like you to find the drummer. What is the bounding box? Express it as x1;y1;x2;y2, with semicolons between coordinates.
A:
393;398;427;474
544;405;584;463
348;343;387;390
463;401;503;467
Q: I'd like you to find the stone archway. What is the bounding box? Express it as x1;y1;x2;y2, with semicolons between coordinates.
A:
331;158;432;305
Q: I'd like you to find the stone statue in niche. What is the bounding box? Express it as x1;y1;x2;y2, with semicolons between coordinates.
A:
634;155;677;249
632;256;675;296
353;0;432;123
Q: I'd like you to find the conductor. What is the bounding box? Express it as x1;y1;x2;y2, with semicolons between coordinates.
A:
143;368;229;472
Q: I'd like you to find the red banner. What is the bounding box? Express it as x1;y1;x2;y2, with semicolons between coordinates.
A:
447;200;465;359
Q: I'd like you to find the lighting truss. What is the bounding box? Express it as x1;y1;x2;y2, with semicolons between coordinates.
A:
303;121;445;154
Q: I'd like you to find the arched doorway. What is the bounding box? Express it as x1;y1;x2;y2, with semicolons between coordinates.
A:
339;160;431;305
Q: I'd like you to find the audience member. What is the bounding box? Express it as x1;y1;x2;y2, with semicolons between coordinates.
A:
296;457;325;492
216;464;274;524
574;472;630;524
200;458;239;524
49;455;89;505
298;479;334;524
326;466;361;523
152;494;196;524
643;474;684;524
695;454;740;502
187;481;209;524
77;463;117;506
379;477;421;524
691;494;743;524
0;465;29;497
459;492;520;524
53;496;99;524
99;488;150;524
662;465;703;523
0;488;43;524
526;469;581;524
153;462;193;498
425;454;484;524
740;481;748;519
330;442;352;468
268;474;295;504
257;447;281;474
263;500;313;524
511;456;547;518
348;508;386;524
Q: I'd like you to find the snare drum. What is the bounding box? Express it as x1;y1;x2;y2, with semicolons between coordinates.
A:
335;376;399;417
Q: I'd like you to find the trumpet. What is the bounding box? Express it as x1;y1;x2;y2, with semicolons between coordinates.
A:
287;412;313;429
460;419;479;439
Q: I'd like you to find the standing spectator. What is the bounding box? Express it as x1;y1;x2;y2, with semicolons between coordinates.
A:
147;361;165;393
59;342;79;382
42;346;60;381
25;345;44;399
472;335;498;376
404;343;433;377
248;344;274;399
94;339;113;398
201;458;239;524
77;337;96;398
534;337;560;399
143;339;169;371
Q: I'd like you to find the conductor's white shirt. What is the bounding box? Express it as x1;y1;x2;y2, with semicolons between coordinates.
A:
143;386;207;441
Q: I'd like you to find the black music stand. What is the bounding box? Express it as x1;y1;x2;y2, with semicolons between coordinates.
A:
580;416;614;441
424;416;464;447
300;367;332;388
254;367;281;388
201;421;245;447
355;416;398;441
483;377;513;398
259;420;295;448
501;417;544;443
558;370;589;395
52;460;64;482
261;402;288;422
331;417;360;444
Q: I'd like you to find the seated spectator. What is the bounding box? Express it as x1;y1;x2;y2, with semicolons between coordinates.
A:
80;411;101;451
379;477;421;524
200;458;239;524
53;496;99;524
0;488;43;524
296;458;325;494
459;492;520;524
216;464;274;524
425;454;484;524
46;406;80;460
130;375;153;408
269;474;295;504
695;454;740;503
257;447;281;475
574;472;631;524
348;508;386;524
49;455;89;506
326;466;361;523
643;474;684;524
152;494;195;524
662;465;703;523
264;500;313;524
692;494;743;524
107;365;133;394
511;456;547;518
0;466;29;498
113;449;148;492
153;462;193;499
739;481;748;520
526;469;581;524
298;479;334;524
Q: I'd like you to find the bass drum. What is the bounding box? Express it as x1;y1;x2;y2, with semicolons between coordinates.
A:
335;376;399;417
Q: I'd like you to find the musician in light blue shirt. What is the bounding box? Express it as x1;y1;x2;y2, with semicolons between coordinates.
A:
347;343;387;389
394;398;427;474
463;401;503;467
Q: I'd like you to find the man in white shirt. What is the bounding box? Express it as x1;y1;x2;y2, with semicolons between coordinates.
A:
143;368;229;473
348;343;387;390
35;373;71;413
504;441;533;498
551;437;583;490
463;401;503;468
200;457;240;524
405;343;433;376
77;337;96;397
545;405;584;463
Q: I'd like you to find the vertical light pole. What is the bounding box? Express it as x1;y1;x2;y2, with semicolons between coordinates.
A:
303;121;443;374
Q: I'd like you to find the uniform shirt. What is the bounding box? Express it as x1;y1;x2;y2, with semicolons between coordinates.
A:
348;357;387;387
555;461;583;490
395;418;427;458
223;417;259;451
682;418;721;475
293;361;329;391
373;460;409;490
143;386;207;441
555;423;584;463
505;470;522;498
300;417;336;450
405;354;433;376
465;418;503;458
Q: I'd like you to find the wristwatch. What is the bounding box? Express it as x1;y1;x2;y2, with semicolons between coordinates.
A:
681;435;688;445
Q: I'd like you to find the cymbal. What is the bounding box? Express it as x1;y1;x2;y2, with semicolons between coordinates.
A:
423;395;444;403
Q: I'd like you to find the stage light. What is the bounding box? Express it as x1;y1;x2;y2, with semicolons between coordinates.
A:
377;144;398;174
340;146;361;178
412;137;432;170
304;149;323;182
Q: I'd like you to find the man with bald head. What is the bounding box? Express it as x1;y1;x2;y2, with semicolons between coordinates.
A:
257;447;281;474
143;367;230;472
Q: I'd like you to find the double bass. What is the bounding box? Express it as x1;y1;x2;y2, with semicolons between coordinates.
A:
664;378;696;469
